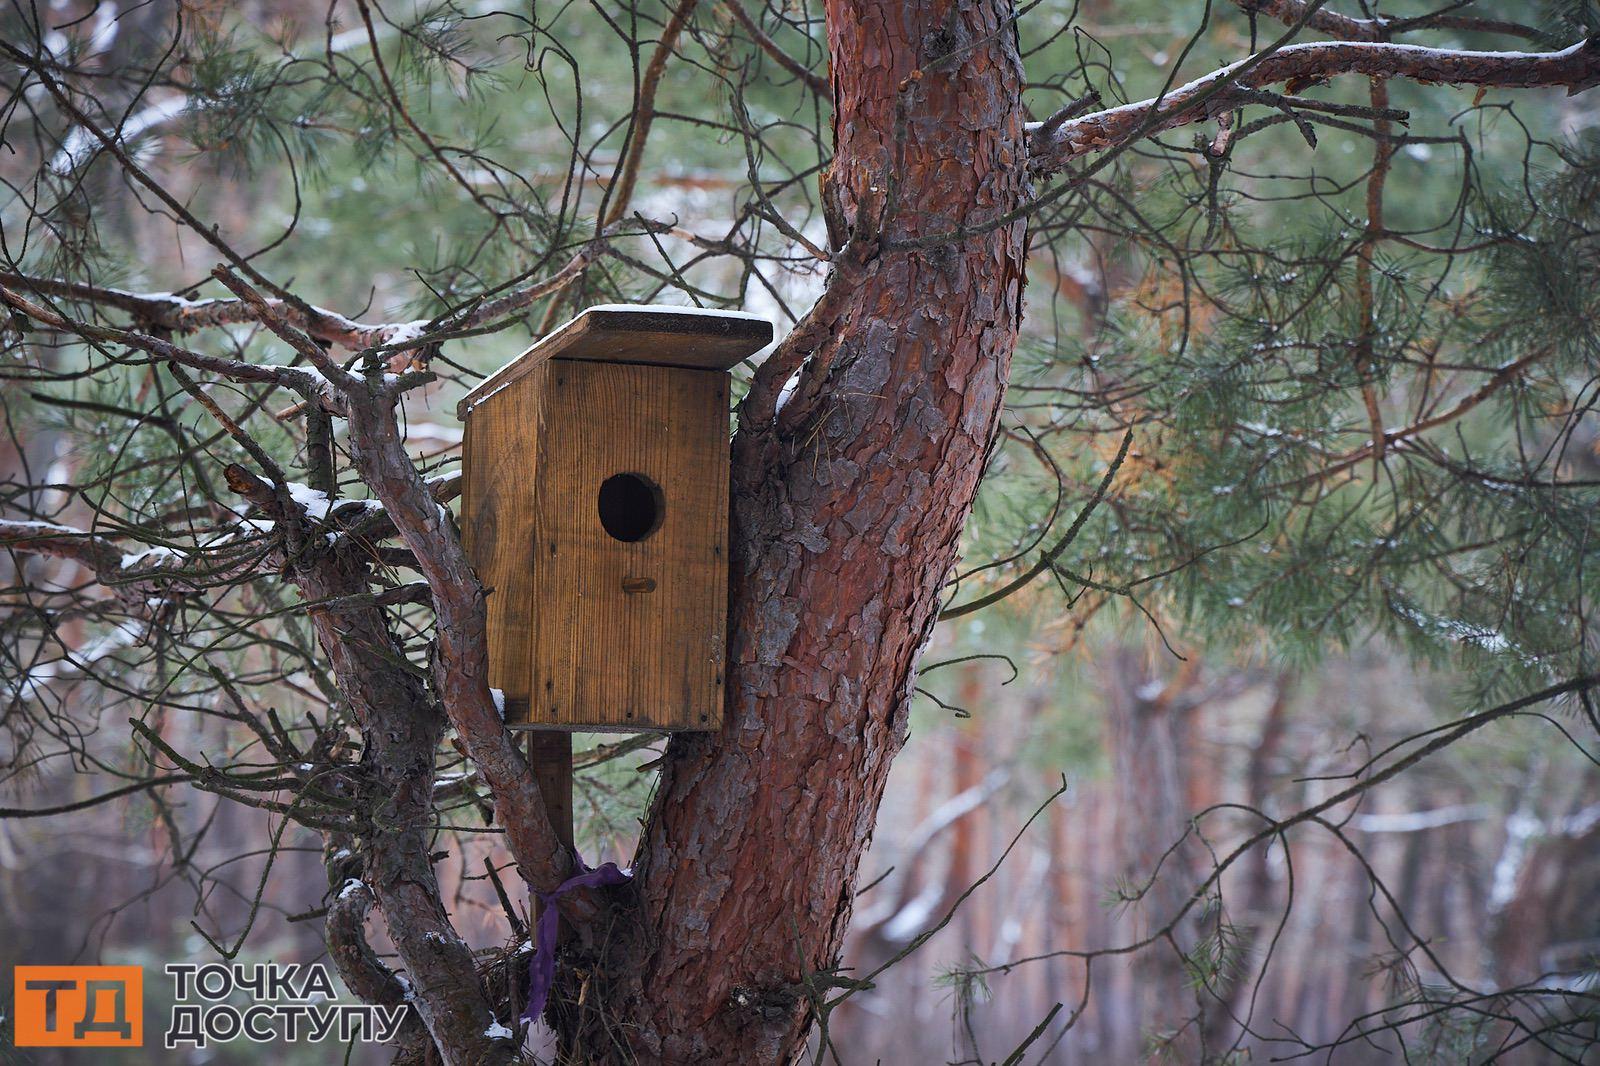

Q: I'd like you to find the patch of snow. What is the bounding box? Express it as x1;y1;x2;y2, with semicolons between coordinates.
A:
882;883;944;943
1392;601;1513;654
74;620;145;664
257;360;368;399
337;878;366;900
490;688;506;720
120;545;183;570
1559;803;1600;837
207;517;276;547
332;498;382;517
1489;810;1540;911
86;3;121;55
381;320;432;347
287;482;333;520
484;1020;515;1040
773;366;802;414
1;519;82;537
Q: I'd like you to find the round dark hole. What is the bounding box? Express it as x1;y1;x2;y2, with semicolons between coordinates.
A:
597;473;664;542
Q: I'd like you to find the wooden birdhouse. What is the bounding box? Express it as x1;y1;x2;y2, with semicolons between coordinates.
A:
458;305;772;734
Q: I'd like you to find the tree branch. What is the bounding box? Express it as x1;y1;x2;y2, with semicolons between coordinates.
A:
0;282;312;390
325;876;433;1059
0;519;125;574
0;237;601;362
723;0;829;97
1234;0;1543;43
601;0;701;228
1030;37;1600;171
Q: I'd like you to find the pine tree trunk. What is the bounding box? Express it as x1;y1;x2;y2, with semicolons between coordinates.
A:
576;2;1030;1060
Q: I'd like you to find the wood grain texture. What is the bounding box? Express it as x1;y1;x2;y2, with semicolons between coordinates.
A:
458;306;770;417
528;360;729;732
460;362;548;711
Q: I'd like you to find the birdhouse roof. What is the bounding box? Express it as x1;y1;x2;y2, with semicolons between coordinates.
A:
458;304;773;419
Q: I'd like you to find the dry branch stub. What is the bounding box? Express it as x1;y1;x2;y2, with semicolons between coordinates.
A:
460;305;772;734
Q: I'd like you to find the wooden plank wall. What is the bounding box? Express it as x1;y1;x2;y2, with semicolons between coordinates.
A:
460;362;548;724
529;360;729;731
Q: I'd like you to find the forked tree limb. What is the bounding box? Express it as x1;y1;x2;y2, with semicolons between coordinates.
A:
9;260;574;904
325;876;433;1059
336;390;584;903
0;282;306;388
0;517;282;616
205;272;579;903
223;462;515;1065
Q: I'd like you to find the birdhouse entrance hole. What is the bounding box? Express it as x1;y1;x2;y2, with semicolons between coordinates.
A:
598;472;664;542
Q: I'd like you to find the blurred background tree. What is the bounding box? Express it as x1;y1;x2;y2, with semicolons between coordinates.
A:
0;0;1597;1062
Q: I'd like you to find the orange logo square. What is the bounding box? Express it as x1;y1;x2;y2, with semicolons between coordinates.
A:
12;966;144;1047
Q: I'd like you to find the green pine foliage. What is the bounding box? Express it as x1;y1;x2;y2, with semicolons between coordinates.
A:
968;114;1600;703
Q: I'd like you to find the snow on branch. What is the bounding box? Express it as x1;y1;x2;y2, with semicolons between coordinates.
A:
0;279;337;397
1234;0;1542;44
0;231;603;372
1030;37;1600;171
0;519;124;573
0;270;430;354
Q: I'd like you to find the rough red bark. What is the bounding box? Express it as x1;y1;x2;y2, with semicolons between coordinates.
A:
578;2;1030;1060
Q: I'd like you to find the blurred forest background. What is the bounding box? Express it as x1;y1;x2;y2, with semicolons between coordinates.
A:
2;0;1598;1063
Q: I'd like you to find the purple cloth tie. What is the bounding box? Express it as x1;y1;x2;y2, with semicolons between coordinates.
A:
521;854;632;1024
